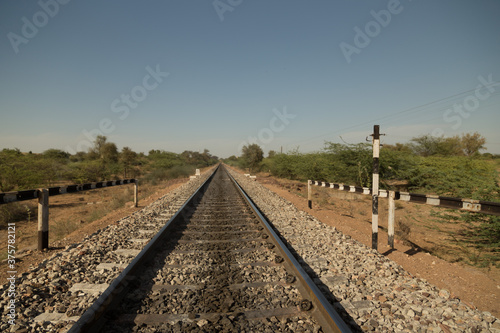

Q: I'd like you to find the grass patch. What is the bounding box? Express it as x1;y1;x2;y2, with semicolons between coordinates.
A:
86;206;109;223
110;188;132;210
396;219;412;246
52;218;81;241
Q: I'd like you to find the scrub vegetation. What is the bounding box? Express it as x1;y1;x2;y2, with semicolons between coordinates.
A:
226;132;500;267
0;135;219;227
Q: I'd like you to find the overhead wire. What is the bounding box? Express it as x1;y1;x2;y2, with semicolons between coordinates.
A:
283;82;500;150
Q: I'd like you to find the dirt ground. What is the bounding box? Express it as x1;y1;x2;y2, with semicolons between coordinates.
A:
2;167;498;319
0;178;187;284
238;170;499;318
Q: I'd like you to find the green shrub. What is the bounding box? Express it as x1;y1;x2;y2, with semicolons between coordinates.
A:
166;165;195;179
407;156;499;198
142;165;196;185
0;202;36;229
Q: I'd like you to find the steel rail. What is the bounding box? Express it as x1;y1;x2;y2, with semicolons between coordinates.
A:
67;165;220;333
226;168;352;333
68;164;352;332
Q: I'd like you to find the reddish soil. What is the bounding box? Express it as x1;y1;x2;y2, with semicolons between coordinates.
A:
2;166;498;318
0;178;187;284
229;167;499;318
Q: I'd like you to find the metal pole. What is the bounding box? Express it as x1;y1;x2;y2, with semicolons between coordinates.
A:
38;188;49;251
307;180;312;209
388;190;395;249
372;125;380;251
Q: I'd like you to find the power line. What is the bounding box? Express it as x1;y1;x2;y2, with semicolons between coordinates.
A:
285;82;500;148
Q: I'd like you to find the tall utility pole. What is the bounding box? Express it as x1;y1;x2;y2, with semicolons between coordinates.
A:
371;125;380;251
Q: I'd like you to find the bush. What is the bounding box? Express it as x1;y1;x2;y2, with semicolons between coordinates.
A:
269;144;372;185
268;151;303;180
407;156;499;198
69;160;109;183
379;149;419;184
0;202;36;229
264;140;500;268
324;143;372;186
142;165;196;185
166;165;195;179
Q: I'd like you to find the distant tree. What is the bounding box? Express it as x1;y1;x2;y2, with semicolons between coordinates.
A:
0;149;43;191
410;135;462;156
148;149;160;156
101;142;119;163
409;133;486;157
120;146;137;178
241;144;264;171
180;151;192;164
42;149;70;161
201;149;212;166
410;135;442;157
71;160;108;183
88;135;108;160
179;149;217;167
1;148;22;156
70;151;88;162
383;143;413;153
268;150;277;158
439;136;463;156
461;132;486;156
86;135;119;163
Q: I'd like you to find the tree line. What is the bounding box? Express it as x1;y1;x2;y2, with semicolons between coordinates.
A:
0;135;219;192
229;132;496;197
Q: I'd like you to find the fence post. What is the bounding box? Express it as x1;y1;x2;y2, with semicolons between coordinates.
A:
371;125;380;251
307;180;312;209
134;179;139;208
388;190;395;249
37;189;49;251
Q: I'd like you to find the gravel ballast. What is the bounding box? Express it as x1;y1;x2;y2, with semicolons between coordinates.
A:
100;166;324;333
0;170;214;333
227;168;500;333
2;165;499;332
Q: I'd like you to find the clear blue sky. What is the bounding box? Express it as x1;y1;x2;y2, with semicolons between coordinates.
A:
1;0;499;157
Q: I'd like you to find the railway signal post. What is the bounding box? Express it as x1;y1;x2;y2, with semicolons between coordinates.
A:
371;125;380;251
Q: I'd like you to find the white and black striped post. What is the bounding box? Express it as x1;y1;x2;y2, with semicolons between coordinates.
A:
371;125;380;251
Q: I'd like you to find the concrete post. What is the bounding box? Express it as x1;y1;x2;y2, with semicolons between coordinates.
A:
388;190;395;249
134;180;139;208
37;189;49;251
308;180;312;209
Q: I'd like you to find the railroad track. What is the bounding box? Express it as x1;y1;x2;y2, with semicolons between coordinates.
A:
68;165;351;332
